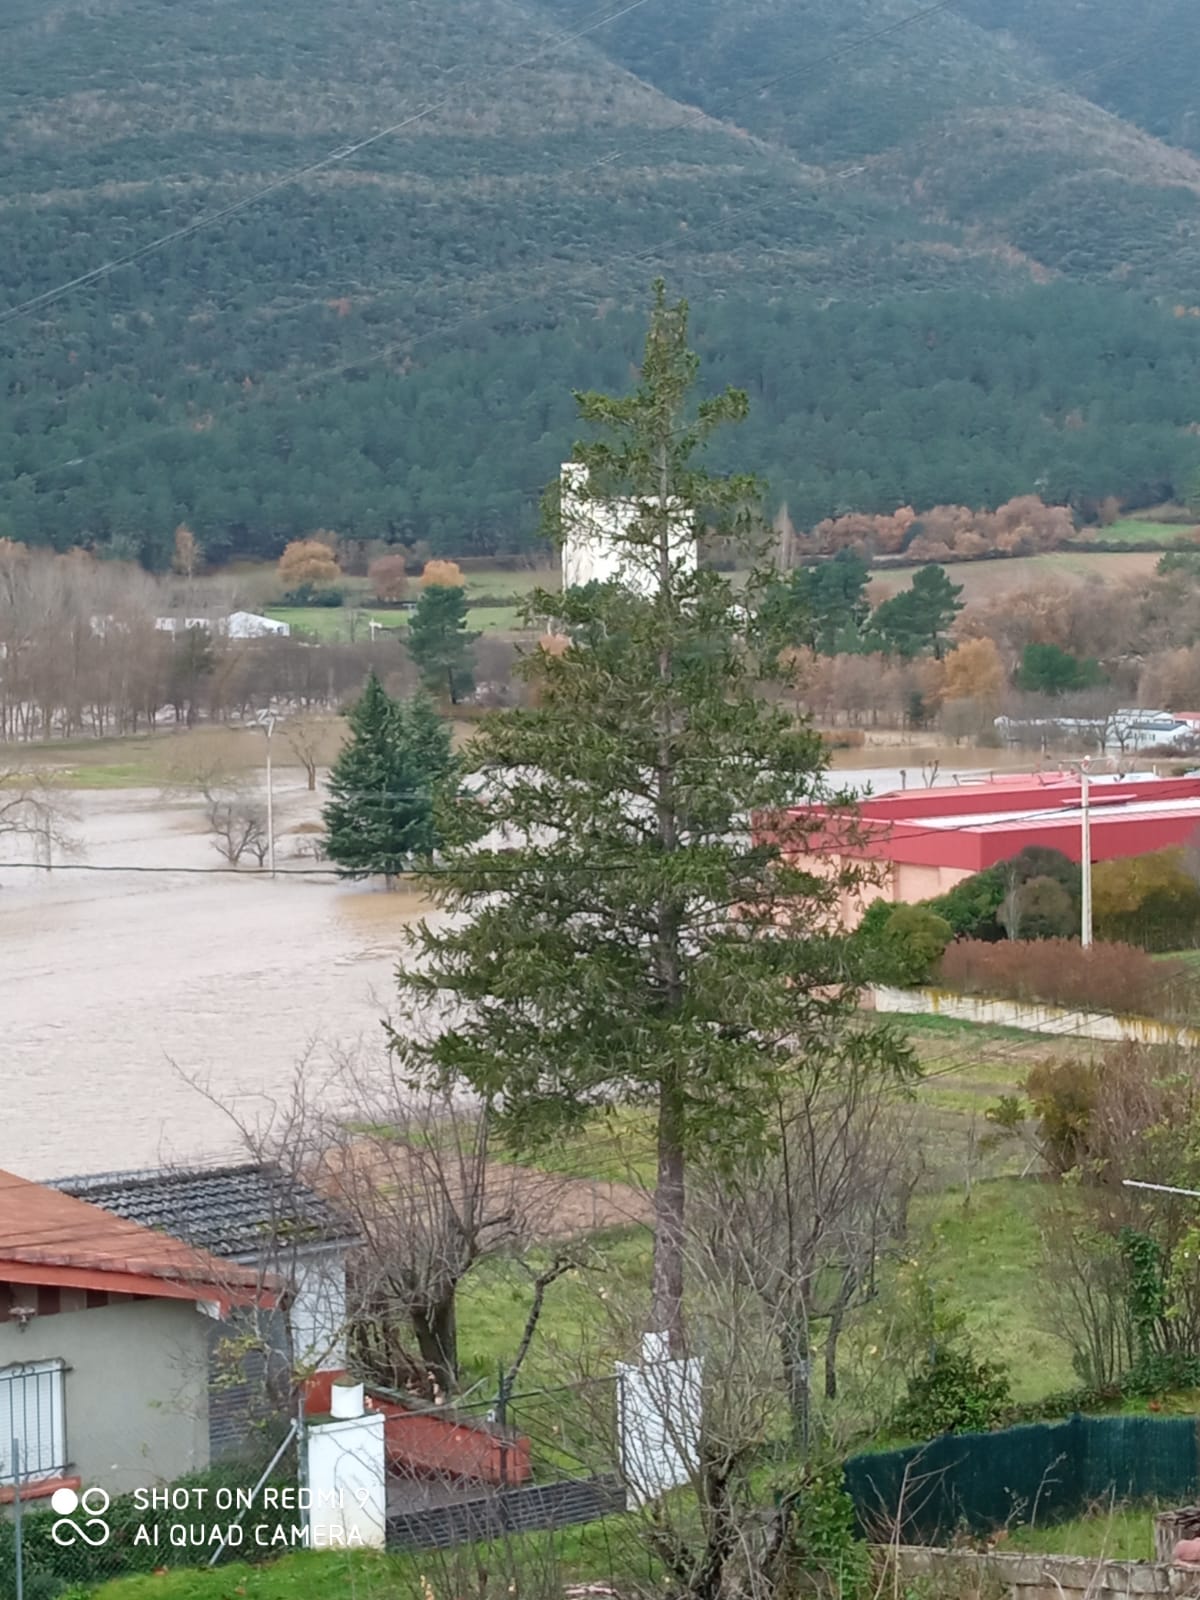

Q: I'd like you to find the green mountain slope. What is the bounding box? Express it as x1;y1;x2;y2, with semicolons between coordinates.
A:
953;0;1200;155
2;0;1200;562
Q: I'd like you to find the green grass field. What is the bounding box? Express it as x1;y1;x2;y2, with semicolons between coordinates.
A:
263;603;534;639
1081;518;1199;545
1006;1502;1159;1559
89;1520;645;1600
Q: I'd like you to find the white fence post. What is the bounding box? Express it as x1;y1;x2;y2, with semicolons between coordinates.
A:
305;1382;387;1549
615;1332;702;1510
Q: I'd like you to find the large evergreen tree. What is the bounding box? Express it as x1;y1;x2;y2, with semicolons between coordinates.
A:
388;284;910;1347
323;674;452;884
872;564;964;659
408;585;478;705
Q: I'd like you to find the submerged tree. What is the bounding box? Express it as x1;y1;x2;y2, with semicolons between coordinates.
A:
322;673;452;884
389;283;910;1345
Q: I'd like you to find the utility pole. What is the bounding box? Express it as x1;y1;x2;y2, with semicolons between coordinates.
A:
1080;757;1092;948
258;712;277;879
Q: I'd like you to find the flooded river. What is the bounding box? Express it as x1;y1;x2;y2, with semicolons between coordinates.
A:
0;783;434;1180
0;759;993;1182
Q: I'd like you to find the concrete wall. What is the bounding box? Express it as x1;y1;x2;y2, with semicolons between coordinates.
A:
887;1543;1198;1600
0;1298;210;1494
894;861;973;903
871;986;1200;1047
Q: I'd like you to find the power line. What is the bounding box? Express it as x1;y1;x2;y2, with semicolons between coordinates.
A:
0;787;1165;875
6;0;984;496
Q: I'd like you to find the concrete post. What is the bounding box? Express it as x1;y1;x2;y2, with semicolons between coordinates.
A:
305;1384;387;1549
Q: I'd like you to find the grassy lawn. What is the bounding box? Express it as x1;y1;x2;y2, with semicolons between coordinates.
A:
1006;1502;1159;1560
455;1227;651;1393
909;1180;1075;1401
90;1518;646;1600
263;604;534;639
495;1107;658;1189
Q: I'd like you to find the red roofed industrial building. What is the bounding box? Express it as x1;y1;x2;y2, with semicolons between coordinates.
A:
792;772;1200;926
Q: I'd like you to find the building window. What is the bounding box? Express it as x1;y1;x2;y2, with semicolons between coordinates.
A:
0;1360;67;1484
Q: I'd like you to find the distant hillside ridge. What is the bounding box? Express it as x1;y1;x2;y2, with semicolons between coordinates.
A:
2;0;1200;564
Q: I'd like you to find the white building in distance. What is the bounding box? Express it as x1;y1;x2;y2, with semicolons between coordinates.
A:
153;611;291;639
560;463;695;599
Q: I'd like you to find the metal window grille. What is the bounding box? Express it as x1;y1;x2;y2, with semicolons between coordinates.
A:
0;1360;67;1484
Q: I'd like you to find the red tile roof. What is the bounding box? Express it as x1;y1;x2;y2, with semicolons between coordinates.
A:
0;1168;275;1312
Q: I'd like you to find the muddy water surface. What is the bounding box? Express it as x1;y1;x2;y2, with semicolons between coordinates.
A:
0;784;435;1180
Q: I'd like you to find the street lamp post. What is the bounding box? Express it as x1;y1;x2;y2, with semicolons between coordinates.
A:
258;712;277;879
1080;757;1092;949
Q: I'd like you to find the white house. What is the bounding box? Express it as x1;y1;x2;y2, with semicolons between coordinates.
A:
560;462;695;598
1104;709;1196;755
153;612;291;640
226;611;290;639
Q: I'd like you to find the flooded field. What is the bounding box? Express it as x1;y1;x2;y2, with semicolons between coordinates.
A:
0;750;1045;1182
0;780;437;1180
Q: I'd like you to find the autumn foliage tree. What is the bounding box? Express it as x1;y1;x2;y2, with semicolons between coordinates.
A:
941;636;1006;704
809;496;1076;562
368;553;410;603
420;559;465;589
278;538;341;592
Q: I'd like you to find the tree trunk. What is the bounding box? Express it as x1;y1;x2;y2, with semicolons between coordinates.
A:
825;1305;846;1400
411;1292;458;1395
780;1323;811;1451
651;1072;686;1352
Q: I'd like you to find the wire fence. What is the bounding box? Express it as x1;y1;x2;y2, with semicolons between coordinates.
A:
0;1431;298;1600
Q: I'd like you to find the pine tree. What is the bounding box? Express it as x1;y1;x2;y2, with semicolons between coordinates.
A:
407;585;477;704
388;284;911;1349
322;674;451;884
872;563;964;659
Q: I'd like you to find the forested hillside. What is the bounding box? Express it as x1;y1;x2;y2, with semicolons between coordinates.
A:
954;1;1199;155
3;0;1200;564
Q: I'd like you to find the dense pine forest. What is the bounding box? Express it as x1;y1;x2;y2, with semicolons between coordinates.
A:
3;0;1200;565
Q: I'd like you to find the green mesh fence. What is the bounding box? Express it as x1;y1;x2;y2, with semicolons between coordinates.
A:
844;1414;1200;1544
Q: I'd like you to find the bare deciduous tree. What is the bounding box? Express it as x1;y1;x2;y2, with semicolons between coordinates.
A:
282;712;328;791
208;796;270;866
228;1052;583;1400
696;1044;919;1443
0;768;78;865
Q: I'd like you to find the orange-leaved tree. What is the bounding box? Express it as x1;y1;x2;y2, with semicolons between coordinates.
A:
279;538;341;591
420;559;464;590
941;636;1006;705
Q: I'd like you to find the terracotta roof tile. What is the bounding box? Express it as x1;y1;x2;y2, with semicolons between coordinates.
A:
0;1168;264;1297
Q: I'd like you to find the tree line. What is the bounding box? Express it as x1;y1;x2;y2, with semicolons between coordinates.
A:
4;285;1200;567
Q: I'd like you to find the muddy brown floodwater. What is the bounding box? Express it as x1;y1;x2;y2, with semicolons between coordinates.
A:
0;783;438;1181
0;761;994;1182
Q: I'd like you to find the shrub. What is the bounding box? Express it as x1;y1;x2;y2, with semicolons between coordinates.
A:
893;1346;1013;1437
788;1460;869;1597
279;584;344;607
936;937;1184;1018
1026;1057;1098;1174
880;905;953;984
925;864;1006;939
998;874;1077;939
